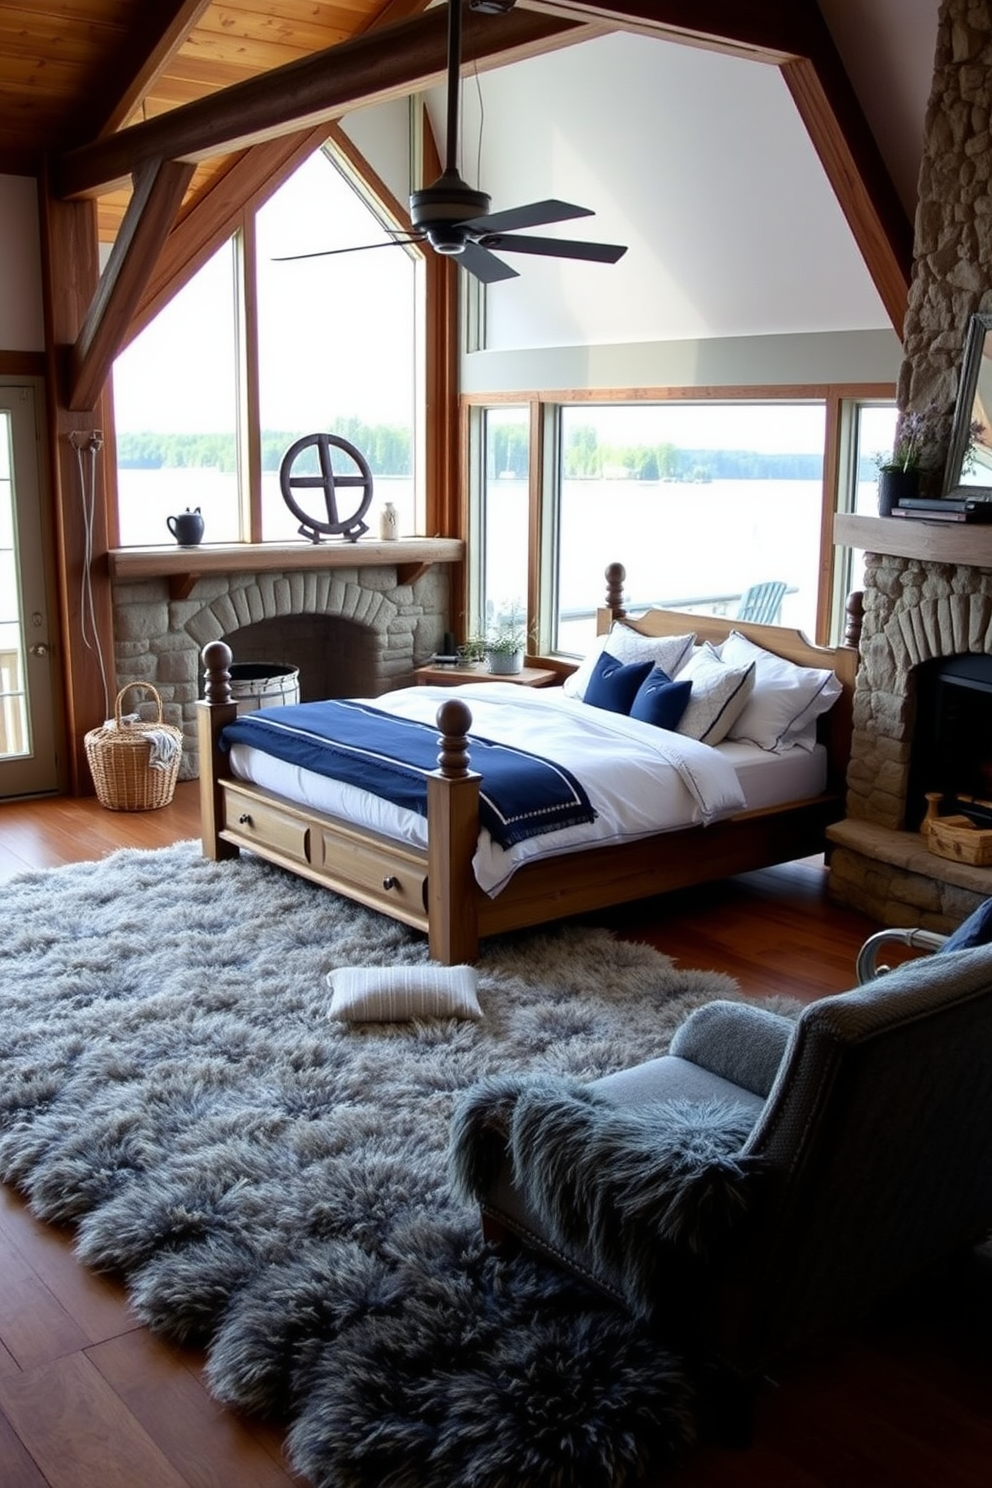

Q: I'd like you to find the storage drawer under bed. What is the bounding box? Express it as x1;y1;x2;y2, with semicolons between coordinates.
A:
219;780;430;922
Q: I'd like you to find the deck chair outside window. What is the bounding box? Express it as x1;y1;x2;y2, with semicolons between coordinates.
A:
736;580;787;624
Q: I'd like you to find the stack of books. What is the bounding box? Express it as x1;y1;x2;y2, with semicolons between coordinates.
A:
891;496;992;523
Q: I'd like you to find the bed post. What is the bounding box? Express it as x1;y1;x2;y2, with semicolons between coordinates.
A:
597;561;626;635
197;641;239;861
427;698;481;965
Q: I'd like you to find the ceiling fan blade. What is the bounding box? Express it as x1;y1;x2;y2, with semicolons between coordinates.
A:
459;240;520;283
272;235;423;262
478;233;628;265
462;199;595;234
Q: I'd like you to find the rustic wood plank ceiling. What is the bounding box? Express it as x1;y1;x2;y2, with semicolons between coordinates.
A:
0;0;911;325
0;0;418;239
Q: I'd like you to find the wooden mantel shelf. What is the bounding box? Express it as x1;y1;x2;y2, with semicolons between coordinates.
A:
108;537;465;600
834;512;992;567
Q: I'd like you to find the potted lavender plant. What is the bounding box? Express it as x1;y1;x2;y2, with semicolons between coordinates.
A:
874;407;935;515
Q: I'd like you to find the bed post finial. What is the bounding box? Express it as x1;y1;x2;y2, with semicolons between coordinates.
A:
436;698;472;777
202;641;232;705
605;563;626;619
844;590;864;650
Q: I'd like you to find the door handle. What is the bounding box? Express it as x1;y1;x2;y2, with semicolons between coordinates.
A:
28;643;50;657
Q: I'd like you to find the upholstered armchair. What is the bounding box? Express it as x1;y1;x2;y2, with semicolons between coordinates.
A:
450;944;992;1420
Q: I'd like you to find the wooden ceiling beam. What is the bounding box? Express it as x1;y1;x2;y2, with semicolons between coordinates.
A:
96;0;217;139
127;126;331;346
69;157;195;412
55;0;217;146
519;0;820;62
56;7;588;200
783;51;911;333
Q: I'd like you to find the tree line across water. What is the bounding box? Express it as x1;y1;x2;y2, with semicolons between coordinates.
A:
117;422;829;482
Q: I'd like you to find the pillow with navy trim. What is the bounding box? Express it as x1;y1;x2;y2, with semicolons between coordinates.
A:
629;667;693;730
562;625;696;700
718;630;843;753
675;645;756;746
583;651;654;713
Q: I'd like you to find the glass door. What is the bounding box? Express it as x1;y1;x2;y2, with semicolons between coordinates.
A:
0;385;59;797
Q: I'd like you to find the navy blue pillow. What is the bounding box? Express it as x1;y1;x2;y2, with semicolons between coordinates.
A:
940;896;992;952
583;651;654;713
629;667;693;730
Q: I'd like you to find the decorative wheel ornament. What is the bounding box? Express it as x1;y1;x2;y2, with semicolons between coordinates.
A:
278;432;374;544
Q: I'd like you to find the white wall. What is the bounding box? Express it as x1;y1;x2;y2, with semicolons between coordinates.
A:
423;27;907;391
0;176;45;352
341;97;414;209
460;328;901;395
455;33;892;355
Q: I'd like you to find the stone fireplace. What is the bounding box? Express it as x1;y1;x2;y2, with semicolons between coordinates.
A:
823;1;992;932
827;532;992;930
108;543;459;779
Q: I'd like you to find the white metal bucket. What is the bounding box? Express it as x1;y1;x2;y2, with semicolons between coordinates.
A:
228;662;301;715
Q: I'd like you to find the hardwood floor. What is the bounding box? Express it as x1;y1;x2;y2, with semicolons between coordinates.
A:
0;785;990;1486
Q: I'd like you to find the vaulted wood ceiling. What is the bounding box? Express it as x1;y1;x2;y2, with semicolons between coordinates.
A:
2;1;440;238
3;0;915;395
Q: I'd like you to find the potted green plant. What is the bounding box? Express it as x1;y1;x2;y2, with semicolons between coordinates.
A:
466;606;530;675
483;618;528;675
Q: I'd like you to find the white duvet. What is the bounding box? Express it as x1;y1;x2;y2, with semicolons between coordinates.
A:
228;682;756;896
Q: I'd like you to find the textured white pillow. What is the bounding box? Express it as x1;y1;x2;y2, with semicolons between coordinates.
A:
719;630;843;752
327;965;483;1022
562;625;696;700
675;645;756;745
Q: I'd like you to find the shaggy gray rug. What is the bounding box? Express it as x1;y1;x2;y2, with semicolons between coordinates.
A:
0;841;749;1488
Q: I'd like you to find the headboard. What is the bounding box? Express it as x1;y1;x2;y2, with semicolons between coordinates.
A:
593;565;859;791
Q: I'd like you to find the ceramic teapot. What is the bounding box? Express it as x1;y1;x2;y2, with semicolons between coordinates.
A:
167;508;204;546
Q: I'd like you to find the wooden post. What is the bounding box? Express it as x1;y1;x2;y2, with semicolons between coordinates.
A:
197;640;239;860
844;589;865;650
39;176;117;793
597;560;627;635
427;697;481;965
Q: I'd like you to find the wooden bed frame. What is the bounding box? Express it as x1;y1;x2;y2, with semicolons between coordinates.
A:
197;565;859;964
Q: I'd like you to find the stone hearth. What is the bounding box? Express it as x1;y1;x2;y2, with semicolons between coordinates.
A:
110;557;452;780
828;543;992;930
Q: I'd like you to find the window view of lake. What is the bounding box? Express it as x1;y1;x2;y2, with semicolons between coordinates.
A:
484;474;826;653
116;467;416;548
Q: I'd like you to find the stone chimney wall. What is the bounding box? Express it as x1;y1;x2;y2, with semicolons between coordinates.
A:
899;0;992;470
827;1;992;929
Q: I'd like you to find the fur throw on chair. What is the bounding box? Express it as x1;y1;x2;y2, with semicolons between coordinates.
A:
449;1075;762;1320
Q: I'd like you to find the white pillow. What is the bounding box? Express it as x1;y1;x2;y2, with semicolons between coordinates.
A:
327;965;483;1022
674;645;756;745
563;625;696;700
718;630;843;752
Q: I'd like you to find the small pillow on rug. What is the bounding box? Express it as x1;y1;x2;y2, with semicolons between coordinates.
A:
327;964;483;1022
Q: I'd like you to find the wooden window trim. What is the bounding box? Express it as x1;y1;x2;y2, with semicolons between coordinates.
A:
462;381;896;647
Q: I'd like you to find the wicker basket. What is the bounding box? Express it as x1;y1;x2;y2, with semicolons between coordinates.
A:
84;683;183;811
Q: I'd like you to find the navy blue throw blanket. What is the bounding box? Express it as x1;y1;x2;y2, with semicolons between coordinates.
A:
221;700;596;849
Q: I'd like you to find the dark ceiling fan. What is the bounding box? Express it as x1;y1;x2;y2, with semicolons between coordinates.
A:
276;0;628;283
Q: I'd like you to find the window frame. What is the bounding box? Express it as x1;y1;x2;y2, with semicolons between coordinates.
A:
461;382;896;650
112;132;437;548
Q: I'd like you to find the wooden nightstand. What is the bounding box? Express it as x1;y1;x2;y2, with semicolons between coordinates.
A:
415;662;558;688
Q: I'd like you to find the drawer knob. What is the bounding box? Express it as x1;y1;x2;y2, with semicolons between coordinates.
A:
238;813;252;826
382;875;399;891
